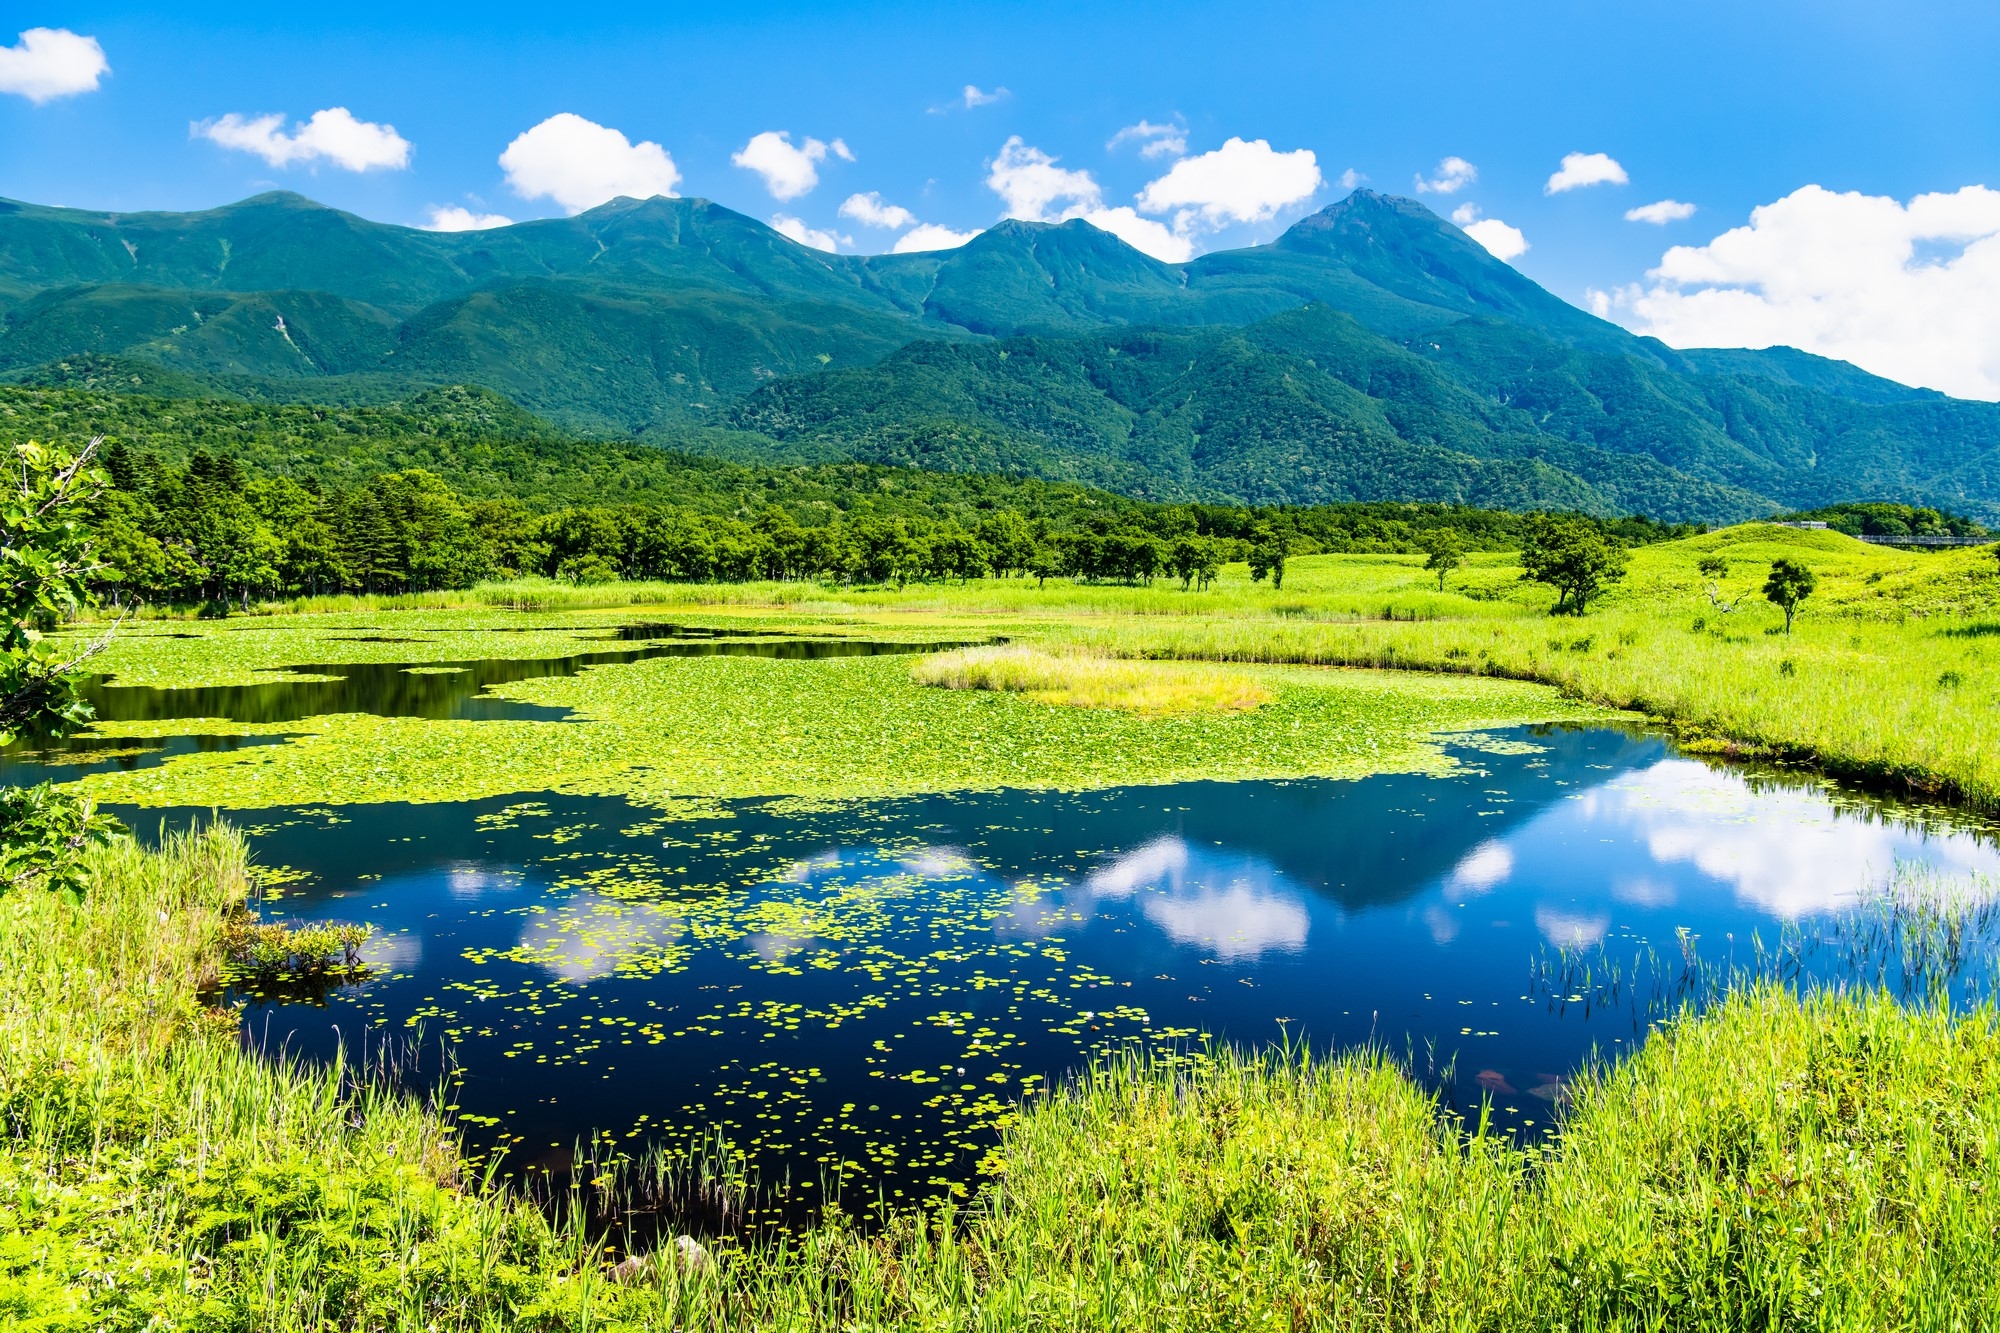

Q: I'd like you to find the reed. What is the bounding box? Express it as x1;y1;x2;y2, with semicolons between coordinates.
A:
911;644;1273;715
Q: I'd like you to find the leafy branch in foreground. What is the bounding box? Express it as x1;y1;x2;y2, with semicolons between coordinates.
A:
0;436;117;744
0;785;123;901
0;436;130;901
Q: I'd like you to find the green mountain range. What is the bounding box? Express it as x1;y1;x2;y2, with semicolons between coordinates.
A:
2;188;1995;521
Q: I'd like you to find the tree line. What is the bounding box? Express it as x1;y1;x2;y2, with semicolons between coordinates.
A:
81;441;1698;605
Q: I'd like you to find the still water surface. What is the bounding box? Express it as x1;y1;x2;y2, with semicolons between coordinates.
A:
142;727;2000;1208
20;635;2000;1213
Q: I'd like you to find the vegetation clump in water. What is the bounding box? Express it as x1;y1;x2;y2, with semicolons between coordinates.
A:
912;644;1272;715
222;915;373;988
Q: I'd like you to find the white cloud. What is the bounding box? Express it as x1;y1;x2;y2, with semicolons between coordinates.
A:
987;135;1102;220
1072;206;1192;262
1585;287;1614;317
1107;119;1187;160
1134;136;1321;229
1450;202;1481;226
1083;837;1310;961
195;108;411;172
423;205;512;232
770;213;845;252
1338;168;1366;190
0;26;106;102
1464;217;1529;262
963;84;1009;107
732;131;849;201
890;222;980;253
1625;199;1697;225
1449;840;1513;891
1545;151;1628;194
1415;156;1477;195
839;191;978;254
1534;905;1610;948
1596;759;2000;917
1619;184;2000;400
839;191;915;230
499;113;679;214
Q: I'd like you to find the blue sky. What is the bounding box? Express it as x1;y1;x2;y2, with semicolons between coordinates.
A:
4;1;1999;395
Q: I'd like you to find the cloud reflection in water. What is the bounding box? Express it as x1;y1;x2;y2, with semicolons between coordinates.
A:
1084;836;1310;960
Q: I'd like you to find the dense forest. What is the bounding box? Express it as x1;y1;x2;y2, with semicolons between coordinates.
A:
64;382;1701;604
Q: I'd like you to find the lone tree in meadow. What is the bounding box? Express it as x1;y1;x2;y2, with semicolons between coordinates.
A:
1248;528;1290;590
1763;557;1817;633
1517;514;1628;614
1696;553;1733;609
1420;529;1465;592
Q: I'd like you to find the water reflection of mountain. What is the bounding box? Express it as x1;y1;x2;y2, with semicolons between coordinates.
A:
877;726;1670;914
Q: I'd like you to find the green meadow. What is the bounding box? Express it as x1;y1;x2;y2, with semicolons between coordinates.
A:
63;521;2000;814
9;520;2000;1328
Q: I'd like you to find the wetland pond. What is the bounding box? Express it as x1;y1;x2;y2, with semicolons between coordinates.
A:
14;625;2000;1224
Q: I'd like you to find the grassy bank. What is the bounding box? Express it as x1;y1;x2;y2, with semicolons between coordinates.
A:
5;829;1996;1329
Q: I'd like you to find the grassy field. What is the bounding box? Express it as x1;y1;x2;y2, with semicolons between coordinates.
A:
57;521;2000;814
4;826;1994;1329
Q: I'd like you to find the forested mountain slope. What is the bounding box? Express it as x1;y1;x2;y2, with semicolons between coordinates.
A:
2;187;1996;520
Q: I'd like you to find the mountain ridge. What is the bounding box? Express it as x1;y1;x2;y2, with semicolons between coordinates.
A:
2;188;1995;521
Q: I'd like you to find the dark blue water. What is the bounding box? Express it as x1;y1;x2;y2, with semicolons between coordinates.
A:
106;724;2000;1212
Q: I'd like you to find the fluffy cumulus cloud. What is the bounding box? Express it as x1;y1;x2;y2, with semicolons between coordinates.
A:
731;130;851;201
1134;136;1321;228
987;134;1317;264
840;191;915;229
984;138;1188;260
1448;203;1529;262
962;84;1008;107
1107;119;1187;160
423;205;512;232
769;213;846;253
835;191;978;254
1338;168;1366;190
1615;184;2000;400
890;222;980;253
500;113;679;213
987;136;1102;220
1073;206;1191;261
1625;199;1697;225
1545;151;1628;194
1464;219;1528;261
1414;155;1477;195
194;108;411;172
0;27;107;103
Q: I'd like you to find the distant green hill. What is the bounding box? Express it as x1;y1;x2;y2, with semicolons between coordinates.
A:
3;188;1997;520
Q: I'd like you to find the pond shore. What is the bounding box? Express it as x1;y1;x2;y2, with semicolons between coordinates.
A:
6;826;1995;1328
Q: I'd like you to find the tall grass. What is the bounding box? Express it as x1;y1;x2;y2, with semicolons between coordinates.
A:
0;829;621;1329
912;644;1272;715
